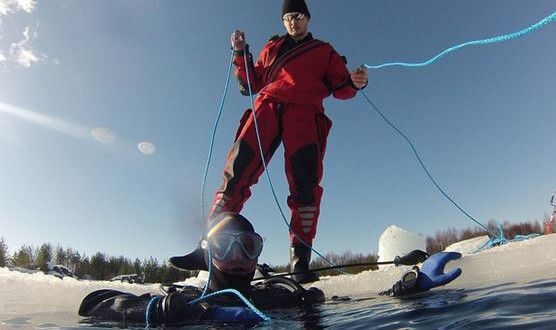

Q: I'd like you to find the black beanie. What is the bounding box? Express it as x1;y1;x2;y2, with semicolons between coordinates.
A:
207;212;255;234
282;0;311;19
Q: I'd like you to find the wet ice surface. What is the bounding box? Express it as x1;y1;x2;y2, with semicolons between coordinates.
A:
1;235;555;329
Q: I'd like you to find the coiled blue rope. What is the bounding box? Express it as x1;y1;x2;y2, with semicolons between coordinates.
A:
474;222;541;253
366;10;556;69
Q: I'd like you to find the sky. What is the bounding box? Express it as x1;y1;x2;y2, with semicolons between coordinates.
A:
0;0;555;266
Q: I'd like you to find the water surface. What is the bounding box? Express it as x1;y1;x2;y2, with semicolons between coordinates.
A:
3;278;554;329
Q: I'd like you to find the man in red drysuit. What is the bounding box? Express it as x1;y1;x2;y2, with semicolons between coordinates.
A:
208;0;368;283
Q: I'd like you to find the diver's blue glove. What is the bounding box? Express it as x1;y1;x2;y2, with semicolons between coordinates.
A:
380;251;462;296
417;251;462;291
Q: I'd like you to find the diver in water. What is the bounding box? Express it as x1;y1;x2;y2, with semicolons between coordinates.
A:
79;213;462;326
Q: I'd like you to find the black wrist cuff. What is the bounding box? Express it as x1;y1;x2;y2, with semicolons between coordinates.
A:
233;45;249;57
379;269;421;297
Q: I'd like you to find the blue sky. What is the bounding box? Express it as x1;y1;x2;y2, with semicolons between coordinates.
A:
0;1;555;266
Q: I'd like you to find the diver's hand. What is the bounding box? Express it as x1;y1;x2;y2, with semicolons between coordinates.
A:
417;251;462;291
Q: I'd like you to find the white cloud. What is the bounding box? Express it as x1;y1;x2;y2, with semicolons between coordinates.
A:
0;3;9;15
15;0;36;13
0;0;36;15
10;26;40;67
0;0;44;68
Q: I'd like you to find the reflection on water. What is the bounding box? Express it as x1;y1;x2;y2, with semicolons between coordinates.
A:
2;316;32;326
312;278;556;330
2;279;556;329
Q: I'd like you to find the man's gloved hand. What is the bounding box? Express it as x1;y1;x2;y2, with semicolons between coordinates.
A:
417;251;462;291
350;66;368;89
231;29;246;51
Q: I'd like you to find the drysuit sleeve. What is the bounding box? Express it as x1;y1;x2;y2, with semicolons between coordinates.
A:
251;277;325;309
233;44;269;95
324;46;363;100
78;290;208;326
78;290;265;326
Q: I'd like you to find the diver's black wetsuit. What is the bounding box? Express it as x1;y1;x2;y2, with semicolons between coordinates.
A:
79;277;325;327
79;254;463;326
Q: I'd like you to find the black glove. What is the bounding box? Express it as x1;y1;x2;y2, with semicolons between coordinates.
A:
155;292;209;326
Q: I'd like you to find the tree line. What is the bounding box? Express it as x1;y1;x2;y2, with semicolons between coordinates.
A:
0;238;194;283
0;219;548;281
425;219;545;254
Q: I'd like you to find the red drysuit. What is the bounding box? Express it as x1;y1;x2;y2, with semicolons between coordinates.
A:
209;33;362;244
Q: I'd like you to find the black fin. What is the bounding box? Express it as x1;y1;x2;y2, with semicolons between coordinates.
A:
78;289;129;316
169;246;208;271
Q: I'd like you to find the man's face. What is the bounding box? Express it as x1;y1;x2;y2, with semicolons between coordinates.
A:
210;227;259;277
282;12;309;39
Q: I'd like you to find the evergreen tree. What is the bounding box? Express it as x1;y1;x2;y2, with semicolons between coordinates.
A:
106;256;119;279
54;245;68;266
133;258;143;277
66;248;81;273
143;257;159;283
157;262;168;283
0;237;8;267
90;252;107;280
35;243;53;272
77;256;92;279
12;245;34;268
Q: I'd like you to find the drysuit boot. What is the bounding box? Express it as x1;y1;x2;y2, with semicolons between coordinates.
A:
290;244;319;284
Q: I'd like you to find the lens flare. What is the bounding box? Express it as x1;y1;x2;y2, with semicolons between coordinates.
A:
0;101;90;139
137;141;156;155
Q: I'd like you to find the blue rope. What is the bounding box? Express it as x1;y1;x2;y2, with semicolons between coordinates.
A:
199;244;212;298
365;10;556;69
145;295;162;328
474;222;540;253
201;51;234;217
241;52;349;274
201;10;556;273
513;233;540;241
362;10;556;236
191;245;270;321
360;90;492;234
201;51;340;270
145;256;270;326
188;288;271;322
